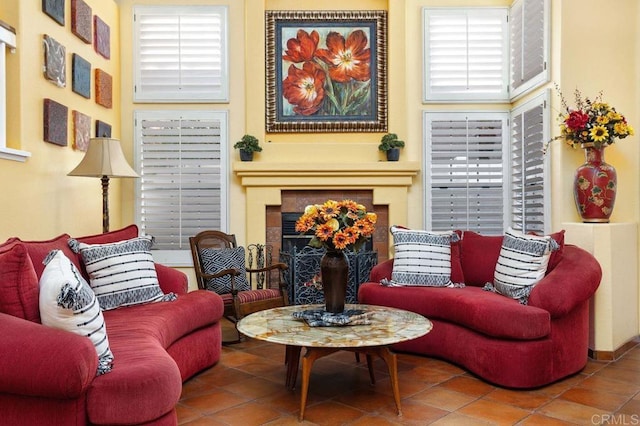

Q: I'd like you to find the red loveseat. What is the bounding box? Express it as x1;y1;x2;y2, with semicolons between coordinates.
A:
0;225;224;425
358;230;602;388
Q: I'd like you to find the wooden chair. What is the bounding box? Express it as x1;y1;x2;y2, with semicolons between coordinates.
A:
189;230;288;343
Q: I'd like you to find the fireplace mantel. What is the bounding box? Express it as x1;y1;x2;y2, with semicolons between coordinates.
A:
233;161;420;249
233;161;420;187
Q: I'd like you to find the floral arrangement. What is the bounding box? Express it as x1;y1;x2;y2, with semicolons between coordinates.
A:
281;29;371;117
295;199;376;251
547;86;634;152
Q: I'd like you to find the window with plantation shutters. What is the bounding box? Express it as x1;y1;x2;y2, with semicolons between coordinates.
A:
423;8;509;102
133;5;228;102
424;112;508;235
510;91;550;233
510;0;549;99
134;110;228;266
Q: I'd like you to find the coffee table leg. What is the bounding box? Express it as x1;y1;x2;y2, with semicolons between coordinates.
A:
374;347;401;416
285;345;301;390
299;347;338;421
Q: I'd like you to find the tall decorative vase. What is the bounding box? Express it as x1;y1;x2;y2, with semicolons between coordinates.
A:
320;249;348;313
573;144;617;223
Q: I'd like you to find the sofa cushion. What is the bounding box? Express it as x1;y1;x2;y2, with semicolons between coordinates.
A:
5;234;79;279
389;226;461;287
0;242;41;322
490;228;558;304
459;231;504;286
71;236;173;310
39;250;114;375
359;283;550;340
75;224;139;245
199;246;250;293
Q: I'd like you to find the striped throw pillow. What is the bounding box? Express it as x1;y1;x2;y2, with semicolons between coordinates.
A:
39;250;114;375
69;236;174;311
389;226;458;287
490;227;558;304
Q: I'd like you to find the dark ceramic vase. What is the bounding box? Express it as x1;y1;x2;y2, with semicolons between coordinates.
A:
239;149;254;161
320;249;348;313
574;145;616;223
386;148;400;161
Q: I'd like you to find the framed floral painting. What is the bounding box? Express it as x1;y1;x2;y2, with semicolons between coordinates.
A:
266;10;387;133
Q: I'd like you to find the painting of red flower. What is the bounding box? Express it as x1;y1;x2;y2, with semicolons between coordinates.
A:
266;10;388;133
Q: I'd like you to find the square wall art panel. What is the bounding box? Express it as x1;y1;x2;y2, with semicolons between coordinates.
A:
71;0;92;44
73;110;91;151
72;54;91;98
43;35;66;88
94;15;110;59
95;120;111;138
95;69;112;108
43;99;68;146
42;0;65;26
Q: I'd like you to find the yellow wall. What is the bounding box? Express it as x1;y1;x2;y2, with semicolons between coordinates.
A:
0;0;121;240
2;1;639;304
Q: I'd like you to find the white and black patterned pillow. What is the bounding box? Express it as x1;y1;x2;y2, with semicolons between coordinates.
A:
199;247;250;294
488;227;558;304
69;236;175;311
39;250;114;375
388;226;458;287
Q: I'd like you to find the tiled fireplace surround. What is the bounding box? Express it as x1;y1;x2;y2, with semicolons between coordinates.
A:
233;161;421;264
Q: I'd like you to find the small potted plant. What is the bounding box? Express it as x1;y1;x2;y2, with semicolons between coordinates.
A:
378;133;405;161
233;134;262;161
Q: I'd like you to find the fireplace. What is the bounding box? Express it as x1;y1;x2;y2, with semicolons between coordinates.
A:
232;159;421;289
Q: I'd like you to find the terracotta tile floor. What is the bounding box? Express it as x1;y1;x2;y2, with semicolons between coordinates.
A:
177;321;640;425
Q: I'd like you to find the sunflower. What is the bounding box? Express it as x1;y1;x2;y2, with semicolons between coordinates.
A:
589;125;609;143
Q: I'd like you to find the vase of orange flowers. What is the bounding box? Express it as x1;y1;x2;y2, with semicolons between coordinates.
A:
295;199;376;313
549;88;634;222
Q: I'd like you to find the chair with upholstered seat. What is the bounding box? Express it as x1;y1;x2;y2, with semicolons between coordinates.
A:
189;230;288;343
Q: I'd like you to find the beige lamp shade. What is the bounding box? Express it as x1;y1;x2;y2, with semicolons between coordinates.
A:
68;138;139;178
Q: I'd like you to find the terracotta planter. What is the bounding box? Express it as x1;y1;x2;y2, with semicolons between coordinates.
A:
320;249;348;313
574;144;617;223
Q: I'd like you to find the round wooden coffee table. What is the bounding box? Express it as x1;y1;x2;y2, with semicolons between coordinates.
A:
237;304;432;421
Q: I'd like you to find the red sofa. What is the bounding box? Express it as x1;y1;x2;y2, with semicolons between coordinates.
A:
358;230;602;388
0;225;224;425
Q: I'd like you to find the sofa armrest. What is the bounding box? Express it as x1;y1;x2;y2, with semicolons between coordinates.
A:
528;245;602;318
0;313;96;399
369;259;394;283
155;263;188;295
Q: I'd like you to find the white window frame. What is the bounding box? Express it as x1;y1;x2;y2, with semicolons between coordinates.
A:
0;23;29;162
133;110;229;266
422;7;509;103
133;5;229;103
509;90;551;233
423;111;510;234
509;0;550;100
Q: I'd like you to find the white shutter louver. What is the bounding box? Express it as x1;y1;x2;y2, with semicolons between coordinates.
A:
510;0;548;99
510;92;549;233
426;113;508;234
134;6;228;102
135;111;228;263
424;8;508;101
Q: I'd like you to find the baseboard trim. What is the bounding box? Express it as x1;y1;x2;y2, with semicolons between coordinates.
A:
589;339;639;361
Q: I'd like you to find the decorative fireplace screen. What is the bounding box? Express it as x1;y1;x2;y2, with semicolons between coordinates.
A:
280;246;378;305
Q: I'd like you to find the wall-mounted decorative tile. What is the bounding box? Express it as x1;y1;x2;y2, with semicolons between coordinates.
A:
71;0;92;44
95;69;112;108
43;99;68;146
43;35;66;88
96;120;112;138
73;110;91;151
94;15;110;59
72;54;91;98
42;0;65;26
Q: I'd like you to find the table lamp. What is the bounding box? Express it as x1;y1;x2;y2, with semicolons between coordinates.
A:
68;137;139;233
